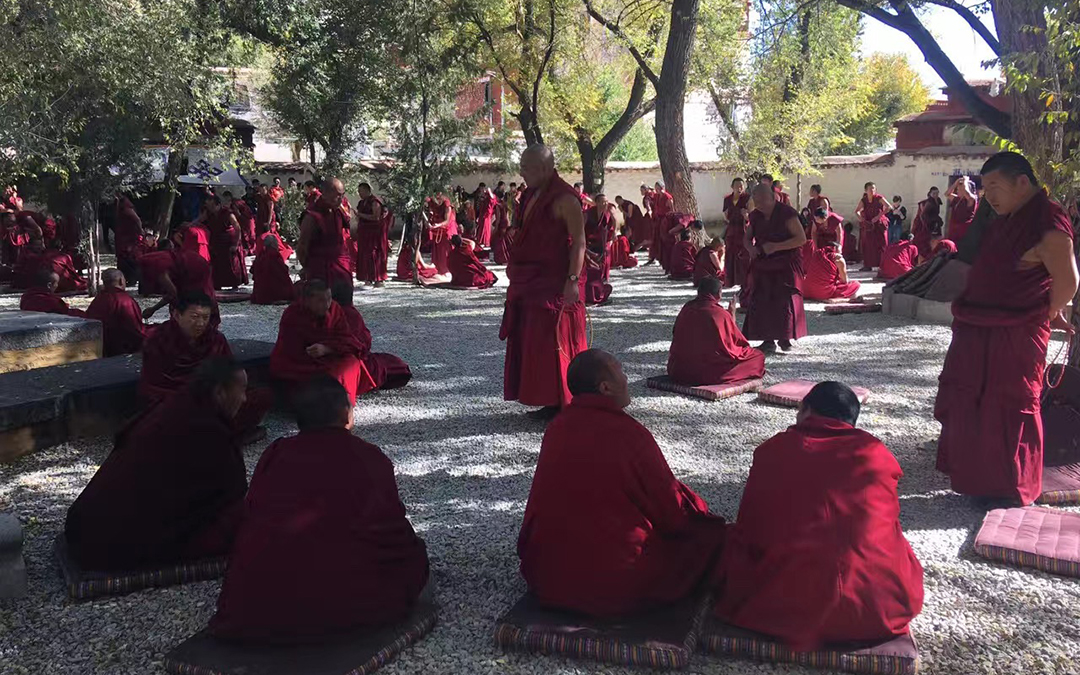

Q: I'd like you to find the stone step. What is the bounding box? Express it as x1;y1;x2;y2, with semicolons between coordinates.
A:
0;310;102;374
0;512;27;599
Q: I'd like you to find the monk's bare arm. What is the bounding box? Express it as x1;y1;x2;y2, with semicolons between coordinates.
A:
142;274;177;319
1036;229;1079;320
296;214;317;266
226;214;241;251
763;217;807;255
555;195;586;304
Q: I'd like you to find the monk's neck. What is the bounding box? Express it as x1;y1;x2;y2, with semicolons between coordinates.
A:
1004;187;1041;216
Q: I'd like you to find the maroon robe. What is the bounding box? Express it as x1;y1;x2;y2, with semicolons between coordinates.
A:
491;202;513;264
584;255;612;306
911;197;941;259
340;304;413;392
814;212;844;250
858;195;890;268
667;295;765;386
270;301;369;404
650;190;674;265
948;195;978;243
501;175;587;408
210;428;428;642
208;211;248;289
250;247;295;305
621;200;649;250
139;319;232;401
13;249;86;292
611;235;638;268
355;195;391;283
878;240;919;280
519;394;726;616
427;197;458;274
255;193;277;237
115;199;145;274
693;247;725;287
138;250;175;296
302;203;353;288
932;239;958;256
85;286;146;356
668;241;697;280
935;190;1074;504
394;242;439;282
183;225;211;262
19;287;84;316
806;195;830;216
448;243;497;288
63;384;247;570
741;204;807;341
803;244;860;301
714;415;924;651
475;189;496;247
723;192;751;287
232;200;258;255
584;207;614;282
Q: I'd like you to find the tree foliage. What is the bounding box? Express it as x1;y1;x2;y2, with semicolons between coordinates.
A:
828;53;931;154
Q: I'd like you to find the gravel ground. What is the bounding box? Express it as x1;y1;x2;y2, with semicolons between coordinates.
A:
1;256;1079;675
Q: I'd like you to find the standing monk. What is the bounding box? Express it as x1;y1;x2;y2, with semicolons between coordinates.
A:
354;182;390;287
855;182;891;270
946;176;978;243
742;184;807;353
427;192;459;274
114;196;145;281
297;178;353;288
811;208;844;250
474;182;496;247
615;195;647;251
204;196;248;290
649;181;673;266
935;152;1079;505
501;145;587;421
805;184;830;217
254;183;277;237
584;194;615;282
911;187;943;261
723;178;752;287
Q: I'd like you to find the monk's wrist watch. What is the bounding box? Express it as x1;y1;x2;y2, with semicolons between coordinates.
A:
567;274;580;282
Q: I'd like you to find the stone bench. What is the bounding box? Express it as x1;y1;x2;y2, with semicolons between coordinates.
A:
881;288;954;325
0;311;102;374
0;340;275;464
0;512;27;598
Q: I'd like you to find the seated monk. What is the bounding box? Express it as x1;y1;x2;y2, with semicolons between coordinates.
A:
877;233;920;280
331;282;413;391
395;233;440;282
930;227;957;257
611;227;638;269
64;357;250;571
140;244;217;324
447;234;498;288
584;242;612;306
667;277;765;386
803;242;861;301
668;229;697;280
693;238;726;288
270;279;370;404
209;377;429;643
840;221;860;264
250;235;296;305
713;382;924;650
13;237;86;292
85;268;146;356
19;269;86;317
518;349;726;617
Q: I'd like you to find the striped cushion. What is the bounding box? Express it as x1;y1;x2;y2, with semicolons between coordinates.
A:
974;507;1080;578
163;600;439;675
1037;463;1080;505
493;593;710;670
214;291;252;304
54;535;226;600
423;283;486;291
646;376;764;402
700;619;919;674
758;380;871;408
825;303;882;315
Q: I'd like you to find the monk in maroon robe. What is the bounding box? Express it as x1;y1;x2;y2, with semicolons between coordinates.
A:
741;184;807;352
693;239;725;288
202;196;248;289
803;242;860;301
64;357;249;571
946;177;978;243
395;237;440;282
584;243;612;306
501;145;588;421
668;230;697;280
714;382;924;651
13;239;86;292
877;234;920;280
228;193;258;255
331;282;413;392
19;270;85;317
911;188;942;260
615;196;648;251
180;221;211;262
855;182;891;270
427;193;459;274
139;292;232;401
297;178;353;288
86;269;146;356
806;184;831;218
723;179;752;287
519;350;726;616
611;230;638;268
353;183;391;286
114;197;145;280
649;182;674;266
473;183;496;247
584;196;615;282
250;236;295;305
811;208;844;250
255;184;277;237
140;246;216;324
447;235;498;288
931;233;957;256
491;194;514;264
210;376;427;642
668;278;765;386
270;280;368;404
773;180;792;207
936;152;1079;505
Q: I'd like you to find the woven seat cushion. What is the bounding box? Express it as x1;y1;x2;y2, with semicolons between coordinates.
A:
163;600;438;675
758;380;871;408
493;593;710;670
1038;387;1080;505
423;283;486;291
824;303;882;315
646;376;763;402
973;507;1080;578
215;291;252;304
700;618;919;674
54;534;226;600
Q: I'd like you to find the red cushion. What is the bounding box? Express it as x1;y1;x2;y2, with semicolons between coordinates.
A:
974;507;1080;578
758;380;871;408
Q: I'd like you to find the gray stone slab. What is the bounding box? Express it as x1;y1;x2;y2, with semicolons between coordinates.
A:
915;297;955;325
0;512;27;599
882;289;919;319
0;310;101;351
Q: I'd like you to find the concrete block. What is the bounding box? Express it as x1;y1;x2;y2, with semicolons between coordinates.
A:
0;512;27;598
883;290;919;319
0;311;102;374
915;297;955;325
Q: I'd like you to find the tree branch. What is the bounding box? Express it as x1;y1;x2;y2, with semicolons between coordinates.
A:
530;0;557;119
707;83;747;160
923;0;1003;57
582;0;661;87
595;68;656;158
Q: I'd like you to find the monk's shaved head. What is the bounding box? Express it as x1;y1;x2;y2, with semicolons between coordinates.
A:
295;375;353;431
698;275;722;298
320;177;346;208
800;381;860;427
751;183;774;200
567;349;631;408
101;268;125;289
192;356;248;419
520;144;556;189
35;268;60;291
263;234;280;250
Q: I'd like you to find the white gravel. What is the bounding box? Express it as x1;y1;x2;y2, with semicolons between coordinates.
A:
1;255;1079;675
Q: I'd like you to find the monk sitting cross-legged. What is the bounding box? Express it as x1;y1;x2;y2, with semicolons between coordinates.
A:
584;242;613;306
668;228;697;281
693;238;726;288
250;235;296;305
447;234;498;289
802;241;861;302
19;269;86;317
714;381;924;651
518;349;727;617
85;268;146;356
877;233;920;281
667;277;765;387
64;357;250;571
331;281;413;392
209;376;429;643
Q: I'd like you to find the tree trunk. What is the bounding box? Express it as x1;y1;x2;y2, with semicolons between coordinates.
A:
81;196;100;296
517;105;544;146
576;134;604;194
154;149;185;238
654;0;700;215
